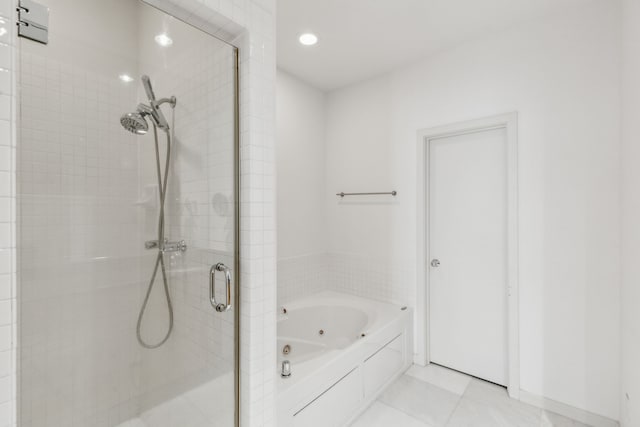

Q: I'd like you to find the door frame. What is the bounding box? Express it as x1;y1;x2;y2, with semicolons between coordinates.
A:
415;112;519;398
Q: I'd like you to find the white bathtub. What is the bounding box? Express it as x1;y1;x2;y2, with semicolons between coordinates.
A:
276;291;413;427
277;304;369;364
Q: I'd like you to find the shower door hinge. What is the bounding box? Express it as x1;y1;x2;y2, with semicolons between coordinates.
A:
17;0;49;45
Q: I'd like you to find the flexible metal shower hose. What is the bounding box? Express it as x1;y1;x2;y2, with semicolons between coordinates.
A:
136;108;175;349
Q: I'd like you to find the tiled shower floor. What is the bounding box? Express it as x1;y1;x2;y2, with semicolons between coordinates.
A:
117;373;234;427
350;364;594;427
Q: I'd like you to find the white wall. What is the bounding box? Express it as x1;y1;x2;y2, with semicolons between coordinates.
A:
276;70;327;305
620;0;640;425
324;1;621;420
276;71;326;259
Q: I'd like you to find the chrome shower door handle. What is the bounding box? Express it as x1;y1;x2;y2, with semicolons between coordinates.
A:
210;263;232;313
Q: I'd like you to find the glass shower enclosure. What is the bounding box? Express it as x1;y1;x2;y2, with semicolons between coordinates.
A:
16;1;239;425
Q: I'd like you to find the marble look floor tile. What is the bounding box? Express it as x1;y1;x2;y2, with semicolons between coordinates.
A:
540;410;592;427
116;419;147;427
350;401;434;427
446;397;541;427
464;379;539;417
380;374;461;426
445;379;542;427
462;378;512;402
406;364;472;396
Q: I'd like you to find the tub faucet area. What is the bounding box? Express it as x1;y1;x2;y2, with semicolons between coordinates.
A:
281;360;292;378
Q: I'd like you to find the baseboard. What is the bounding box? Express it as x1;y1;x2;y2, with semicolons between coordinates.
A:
519;390;619;427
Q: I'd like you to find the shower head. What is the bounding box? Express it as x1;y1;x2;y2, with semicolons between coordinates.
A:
120;112;149;135
119;76;175;135
142;75;157;103
141;75;171;131
120;104;156;135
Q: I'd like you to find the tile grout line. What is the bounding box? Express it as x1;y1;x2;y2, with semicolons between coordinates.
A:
382;373;467;427
441;389;465;427
394;367;480;426
373;398;435;427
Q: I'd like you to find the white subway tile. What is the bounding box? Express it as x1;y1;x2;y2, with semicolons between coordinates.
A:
0;96;8;121
0;301;7;326
0;326;9;352
0;45;8;70
0;2;11;19
0;350;9;377
0;26;10;50
0;121;8;146
0;401;12;427
0;147;8;171
0;70;8;95
0;375;9;403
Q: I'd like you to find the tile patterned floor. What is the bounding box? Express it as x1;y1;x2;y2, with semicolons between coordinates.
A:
350;364;592;427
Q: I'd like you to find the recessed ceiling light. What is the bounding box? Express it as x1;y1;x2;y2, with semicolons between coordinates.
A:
119;74;134;83
299;33;318;46
155;33;173;47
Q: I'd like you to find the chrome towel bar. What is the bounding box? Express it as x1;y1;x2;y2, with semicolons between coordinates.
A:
336;191;397;198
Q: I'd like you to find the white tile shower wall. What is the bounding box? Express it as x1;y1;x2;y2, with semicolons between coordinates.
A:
18;25;145;427
0;1;15;426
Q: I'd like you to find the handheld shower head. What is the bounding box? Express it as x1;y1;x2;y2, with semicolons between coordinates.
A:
119;75;175;135
141;75;171;131
120;112;149;135
119;104;156;135
141;75;157;102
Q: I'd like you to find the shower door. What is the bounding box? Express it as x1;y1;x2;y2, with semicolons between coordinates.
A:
17;1;239;426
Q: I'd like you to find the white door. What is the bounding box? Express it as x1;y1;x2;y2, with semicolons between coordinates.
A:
428;127;508;386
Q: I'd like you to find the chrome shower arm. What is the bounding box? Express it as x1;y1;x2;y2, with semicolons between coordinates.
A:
154;96;177;108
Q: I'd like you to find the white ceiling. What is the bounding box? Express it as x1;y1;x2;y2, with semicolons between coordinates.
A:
277;0;591;91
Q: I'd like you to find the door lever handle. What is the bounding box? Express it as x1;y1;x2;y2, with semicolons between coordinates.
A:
431;259;440;267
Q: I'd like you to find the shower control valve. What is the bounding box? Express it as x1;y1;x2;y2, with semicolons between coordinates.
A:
145;240;160;250
162;240;187;253
144;239;187;252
